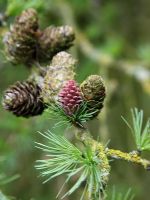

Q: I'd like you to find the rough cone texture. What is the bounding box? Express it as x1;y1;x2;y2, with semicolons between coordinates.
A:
38;25;75;61
80;75;106;118
2;81;45;117
42;51;76;103
3;9;75;65
15;8;38;31
58;80;83;116
3;8;38;65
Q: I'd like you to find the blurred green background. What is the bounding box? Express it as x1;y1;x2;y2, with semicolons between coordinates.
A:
0;0;150;199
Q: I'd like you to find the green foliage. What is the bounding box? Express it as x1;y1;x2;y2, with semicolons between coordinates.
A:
137;44;150;62
109;187;134;200
0;156;20;186
0;174;20;186
35;132;106;199
0;190;16;200
0;157;19;200
122;108;150;151
47;102;99;129
100;36;124;58
6;0;45;16
0;191;10;200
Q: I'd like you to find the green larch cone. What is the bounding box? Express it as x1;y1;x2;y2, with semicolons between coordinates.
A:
37;25;75;62
3;8;38;65
2;81;45;117
42;51;76;103
80;75;106;119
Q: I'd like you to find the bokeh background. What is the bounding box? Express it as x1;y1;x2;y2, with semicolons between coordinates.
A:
0;0;150;199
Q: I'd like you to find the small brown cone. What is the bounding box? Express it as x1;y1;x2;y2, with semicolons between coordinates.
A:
2;81;45;117
3;8;38;65
80;75;106;118
14;8;38;32
42;51;76;103
38;25;75;62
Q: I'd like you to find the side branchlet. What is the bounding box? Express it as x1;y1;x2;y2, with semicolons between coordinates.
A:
122;108;150;152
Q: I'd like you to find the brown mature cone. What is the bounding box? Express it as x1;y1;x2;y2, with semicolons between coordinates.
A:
80;75;106;118
3;8;38;65
42;51;76;103
38;25;75;62
14;8;38;31
2;81;45;117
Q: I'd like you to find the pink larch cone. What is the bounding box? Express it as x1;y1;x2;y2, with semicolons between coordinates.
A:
58;80;83;116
